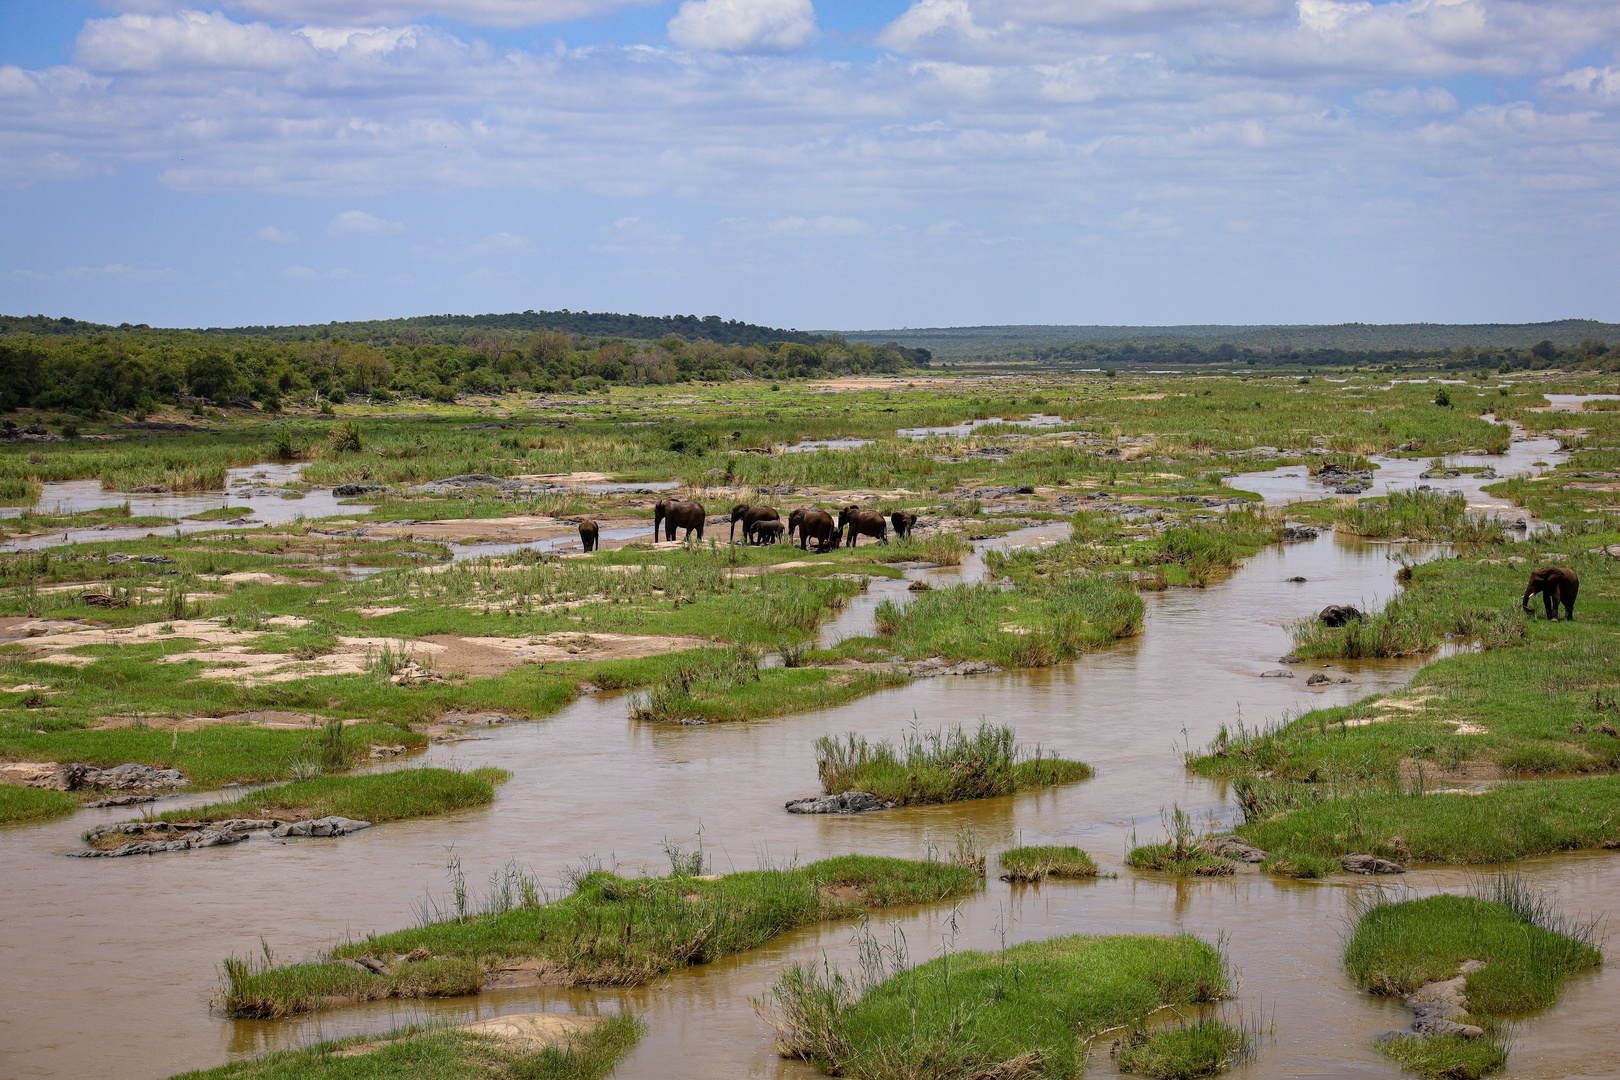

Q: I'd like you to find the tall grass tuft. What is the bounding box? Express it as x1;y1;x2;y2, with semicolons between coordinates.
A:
814;720;1092;805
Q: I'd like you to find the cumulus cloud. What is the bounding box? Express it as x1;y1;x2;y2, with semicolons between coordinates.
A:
328;210;405;236
668;0;817;53
76;11;314;73
104;0;659;30
256;225;297;242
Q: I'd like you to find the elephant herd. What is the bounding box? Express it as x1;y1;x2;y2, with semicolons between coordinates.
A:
635;499;920;552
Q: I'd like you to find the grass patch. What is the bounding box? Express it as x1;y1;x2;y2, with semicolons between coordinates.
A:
997;845;1098;882
222;854;980;1018
1115;1019;1250;1080
814;721;1092;805
0;784;79;824
165;1013;644;1080
627;647;909;723
1347;881;1601;1078
758;933;1230;1080
1128;807;1234;877
184;506;257;521
157;766;509;826
1332;489;1506;544
1228;776;1620;866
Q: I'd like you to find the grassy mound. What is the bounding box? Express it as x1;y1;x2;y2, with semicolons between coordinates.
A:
160;767;509;826
0;784;79;824
998;845;1098;882
1228;777;1620;867
1346;883;1600;1078
815;721;1091;806
166;1013;643;1080
1115;1020;1249;1080
1331;489;1505;543
628;649;908;723
223;854;980;1019
759;934;1230;1080
1128;808;1234;877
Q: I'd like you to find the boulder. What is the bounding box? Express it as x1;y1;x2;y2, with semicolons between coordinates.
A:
1306;673;1332;686
785;791;892;814
332;483;391;498
1259;669;1295;678
1202;836;1268;863
1340;853;1405;874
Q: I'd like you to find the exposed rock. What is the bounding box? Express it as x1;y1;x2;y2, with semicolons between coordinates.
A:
1341;853;1405;874
1279;654;1302;664
332;483;392;497
269;816;372;838
907;658;1004;678
129;484;172;494
1333;482;1372;495
1306;673;1332;686
1202;836;1268;863
785;791;893;814
907;579;932;592
7;761;187;792
1259;669;1295;678
1286;576;1307;582
84;794;158;808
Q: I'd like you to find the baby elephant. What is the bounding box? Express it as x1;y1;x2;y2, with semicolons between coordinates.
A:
1523;566;1578;621
578;518;599;553
750;520;786;545
891;511;918;539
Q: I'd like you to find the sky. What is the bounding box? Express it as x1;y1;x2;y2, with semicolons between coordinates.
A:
0;0;1617;331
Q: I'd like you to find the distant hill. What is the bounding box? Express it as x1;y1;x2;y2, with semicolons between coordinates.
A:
838;320;1620;361
0;310;823;348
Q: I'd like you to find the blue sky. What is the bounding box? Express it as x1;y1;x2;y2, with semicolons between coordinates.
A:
1;0;1617;331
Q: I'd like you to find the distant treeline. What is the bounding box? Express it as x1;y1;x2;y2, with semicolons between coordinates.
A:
1022;337;1620;372
0;309;823;349
0;317;931;415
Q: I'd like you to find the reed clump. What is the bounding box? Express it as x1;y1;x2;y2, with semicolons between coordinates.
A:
997;845;1098;883
814;721;1091;806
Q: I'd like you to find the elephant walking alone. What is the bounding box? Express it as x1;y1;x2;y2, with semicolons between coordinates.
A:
890;511;918;539
1523;566;1578;621
578;518;599;552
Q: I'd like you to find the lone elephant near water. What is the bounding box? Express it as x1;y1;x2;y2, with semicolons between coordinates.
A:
789;507;838;552
839;505;888;548
1319;605;1363;627
578;518;599;552
729;503;780;545
1522;566;1579;621
891;511;918;539
653;498;706;542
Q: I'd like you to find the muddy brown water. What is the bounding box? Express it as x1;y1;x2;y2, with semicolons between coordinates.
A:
4;486;1618;1077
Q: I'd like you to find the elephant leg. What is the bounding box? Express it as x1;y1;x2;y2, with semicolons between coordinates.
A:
1563;584;1577;620
1545;591;1557;621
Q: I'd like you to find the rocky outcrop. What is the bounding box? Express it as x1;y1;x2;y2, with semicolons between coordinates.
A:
1306;672;1353;686
1202;837;1268;863
0;761;186;792
107;552;176;564
332;483;392;497
785;791;893;814
1259;669;1295;678
1378;962;1488;1043
269;816;371;837
1281;526;1319;540
72;815;371;856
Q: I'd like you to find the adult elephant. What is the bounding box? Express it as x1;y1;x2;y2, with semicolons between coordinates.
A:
1523;566;1579;621
653;498;706;542
891;511;918;539
729;503;780;545
750;520;786;545
839;505;888;548
578;518;599;552
1318;605;1363;627
790;507;838;552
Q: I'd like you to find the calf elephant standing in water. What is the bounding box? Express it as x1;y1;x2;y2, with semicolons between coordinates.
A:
1523;566;1579;621
890;511;918;539
653;498;707;542
578;519;599;552
839;506;888;548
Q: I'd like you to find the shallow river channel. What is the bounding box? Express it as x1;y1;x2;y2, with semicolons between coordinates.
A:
3;447;1619;1078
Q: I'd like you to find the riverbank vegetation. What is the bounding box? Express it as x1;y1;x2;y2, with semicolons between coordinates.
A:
165;1014;644;1080
155;766;509;828
757;933;1230;1080
1347;881;1601;1077
1114;1020;1252;1080
814;721;1091;806
0;784;78;824
222;854;980;1019
997;845;1099;882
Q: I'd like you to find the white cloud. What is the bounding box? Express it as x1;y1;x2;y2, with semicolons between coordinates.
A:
668;0;817;53
281;265;319;278
105;1;659;30
328;210;405;236
256;225;297;242
76;11;315;73
1545;66;1620;104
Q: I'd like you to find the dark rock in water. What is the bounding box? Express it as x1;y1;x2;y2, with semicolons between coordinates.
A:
129;484;172;494
907;579;932;592
1319;604;1363;627
1281;526;1319;540
1306;673;1332;686
270;816;372;838
1286;576;1307;582
1259;669;1295;678
785;791;893;814
333;483;392;497
1341;853;1405;874
1333;482;1371;495
1279;654;1302;664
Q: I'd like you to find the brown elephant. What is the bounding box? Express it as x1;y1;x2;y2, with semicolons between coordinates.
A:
1318;605;1363;627
838;505;888;548
789;507;838;552
750;520;786;545
729;503;780;544
578;518;599;552
1523;566;1578;621
891;510;918;539
653;498;706;542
